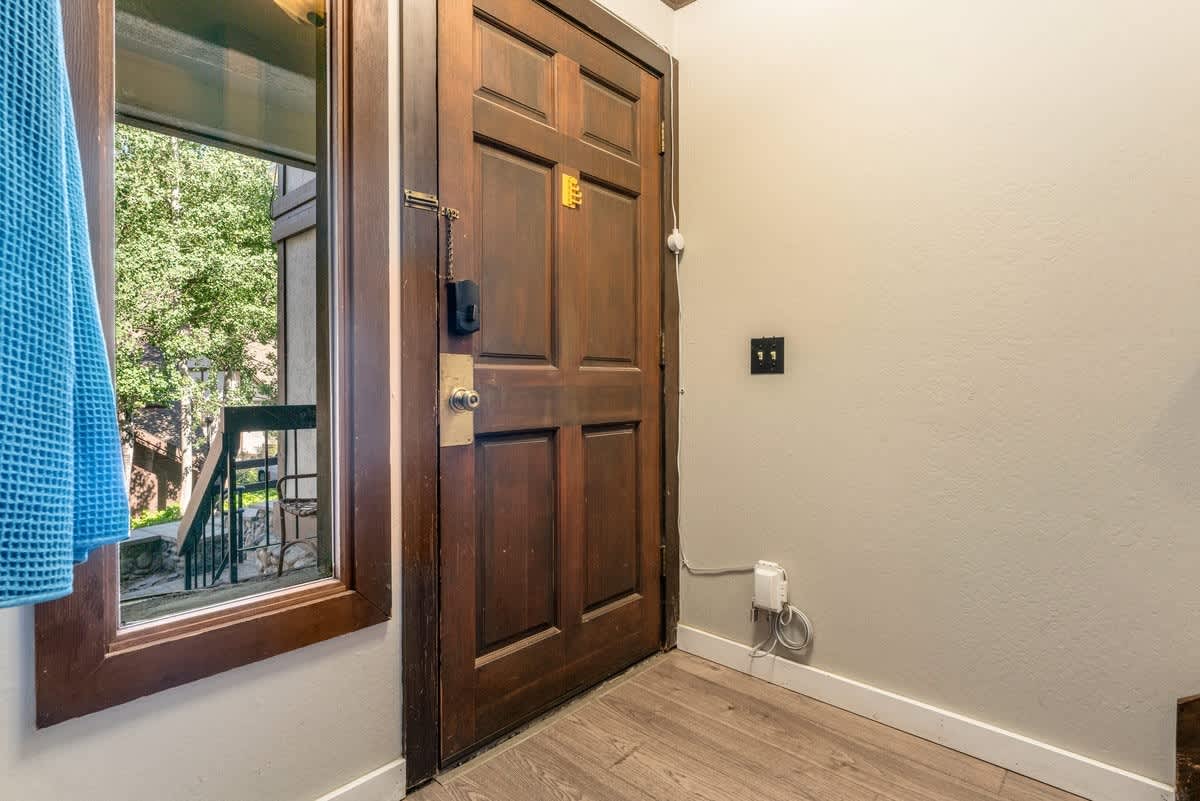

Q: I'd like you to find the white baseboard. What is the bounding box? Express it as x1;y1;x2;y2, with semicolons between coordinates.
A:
676;625;1173;801
311;757;407;801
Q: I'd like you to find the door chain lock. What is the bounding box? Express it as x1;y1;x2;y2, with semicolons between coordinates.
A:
441;207;460;283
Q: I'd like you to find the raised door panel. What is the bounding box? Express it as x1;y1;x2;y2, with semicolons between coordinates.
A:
476;145;555;363
476;433;557;653
581;180;638;366
581;75;637;160
475;19;555;125
582;425;639;611
474;0;642;100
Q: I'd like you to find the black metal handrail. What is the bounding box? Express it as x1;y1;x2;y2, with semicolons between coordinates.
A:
178;404;317;591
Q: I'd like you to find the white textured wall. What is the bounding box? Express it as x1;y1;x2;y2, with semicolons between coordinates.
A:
0;4;403;801
674;0;1200;784
0;609;402;801
595;0;674;48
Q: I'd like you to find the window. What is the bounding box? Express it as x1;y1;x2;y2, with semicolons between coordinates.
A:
113;0;333;622
36;0;390;725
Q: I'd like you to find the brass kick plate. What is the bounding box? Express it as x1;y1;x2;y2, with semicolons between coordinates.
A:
561;174;582;209
440;353;476;447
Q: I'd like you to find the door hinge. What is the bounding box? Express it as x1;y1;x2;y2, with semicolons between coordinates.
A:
659;331;667;367
660;544;668;577
659;121;666;155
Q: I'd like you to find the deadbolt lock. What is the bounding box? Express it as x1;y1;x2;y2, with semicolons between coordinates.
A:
449;387;481;413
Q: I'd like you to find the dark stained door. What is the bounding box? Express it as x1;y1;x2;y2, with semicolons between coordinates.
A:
438;0;664;763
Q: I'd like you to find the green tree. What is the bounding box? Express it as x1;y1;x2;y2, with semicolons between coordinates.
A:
115;124;278;503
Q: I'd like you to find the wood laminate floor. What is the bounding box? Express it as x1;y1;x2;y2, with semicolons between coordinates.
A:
411;651;1087;801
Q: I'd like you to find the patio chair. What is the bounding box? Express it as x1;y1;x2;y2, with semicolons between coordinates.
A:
275;472;318;577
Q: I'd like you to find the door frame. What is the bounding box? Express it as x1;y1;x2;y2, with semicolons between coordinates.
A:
399;0;680;787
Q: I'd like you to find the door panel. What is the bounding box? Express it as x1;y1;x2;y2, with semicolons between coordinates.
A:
580;181;638;365
476;145;555;363
582;425;639;611
475;20;555;124
581;76;638;159
476;433;558;653
439;0;663;763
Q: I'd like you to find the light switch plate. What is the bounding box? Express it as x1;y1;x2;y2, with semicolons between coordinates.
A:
750;337;785;374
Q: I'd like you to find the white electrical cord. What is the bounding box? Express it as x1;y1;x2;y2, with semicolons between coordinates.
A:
750;603;815;659
750;568;814;657
667;48;678;233
681;554;756;575
672;201;813;651
589;2;683;250
673;250;750;577
775;603;815;651
590;3;812;646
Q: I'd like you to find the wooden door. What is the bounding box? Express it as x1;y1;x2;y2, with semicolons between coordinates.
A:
438;0;664;763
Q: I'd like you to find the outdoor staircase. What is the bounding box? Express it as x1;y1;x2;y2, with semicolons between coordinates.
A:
176;404;317;591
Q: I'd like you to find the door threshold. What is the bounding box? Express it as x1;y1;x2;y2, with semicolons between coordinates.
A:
433;650;670;786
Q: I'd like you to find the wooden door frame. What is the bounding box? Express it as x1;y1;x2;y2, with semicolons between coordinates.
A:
399;0;680;787
36;0;392;728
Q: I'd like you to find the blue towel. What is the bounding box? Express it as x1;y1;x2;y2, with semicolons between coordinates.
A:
0;0;129;606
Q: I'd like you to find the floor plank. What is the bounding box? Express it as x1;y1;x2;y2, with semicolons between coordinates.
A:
638;655;1004;801
407;781;457;801
664;652;1007;793
998;773;1088;801
448;738;653;801
549;705;765;801
602;678;878;801
408;651;1089;801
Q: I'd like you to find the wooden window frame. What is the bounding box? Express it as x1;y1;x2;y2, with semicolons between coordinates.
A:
398;0;680;786
35;0;392;727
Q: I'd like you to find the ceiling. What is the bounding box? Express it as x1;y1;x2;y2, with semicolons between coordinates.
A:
116;0;318;77
115;0;320;166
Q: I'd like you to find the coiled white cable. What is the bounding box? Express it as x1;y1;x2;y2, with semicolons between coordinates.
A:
749;602;814;659
774;603;814;651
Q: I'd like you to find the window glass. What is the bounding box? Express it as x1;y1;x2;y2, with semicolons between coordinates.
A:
114;0;332;626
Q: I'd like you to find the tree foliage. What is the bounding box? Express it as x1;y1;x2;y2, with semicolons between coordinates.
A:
114;124;278;438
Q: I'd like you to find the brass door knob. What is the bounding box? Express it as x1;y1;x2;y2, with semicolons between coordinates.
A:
449;387;481;413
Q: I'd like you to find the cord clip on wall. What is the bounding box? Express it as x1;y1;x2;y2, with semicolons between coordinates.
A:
667;228;685;254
